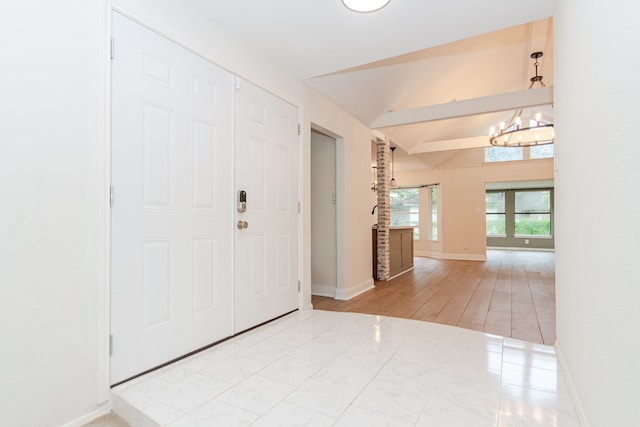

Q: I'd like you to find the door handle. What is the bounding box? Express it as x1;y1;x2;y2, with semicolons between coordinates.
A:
237;220;248;230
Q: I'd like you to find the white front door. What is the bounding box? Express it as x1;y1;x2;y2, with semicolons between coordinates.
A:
233;79;300;332
110;12;234;384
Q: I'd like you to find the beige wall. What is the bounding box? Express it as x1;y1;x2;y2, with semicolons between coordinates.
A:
395;148;553;260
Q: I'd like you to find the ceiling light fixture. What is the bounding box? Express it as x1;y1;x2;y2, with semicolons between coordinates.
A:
489;52;554;147
390;146;398;187
342;0;390;13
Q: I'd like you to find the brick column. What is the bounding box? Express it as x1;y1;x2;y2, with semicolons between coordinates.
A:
376;138;391;281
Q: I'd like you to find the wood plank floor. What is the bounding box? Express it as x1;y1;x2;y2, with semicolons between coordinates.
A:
312;250;556;345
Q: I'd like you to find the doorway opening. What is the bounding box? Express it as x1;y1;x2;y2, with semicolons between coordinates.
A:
310;129;338;297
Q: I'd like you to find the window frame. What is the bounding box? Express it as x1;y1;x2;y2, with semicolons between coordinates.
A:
484;144;554;163
425;185;439;241
486;187;554;249
390;187;420;239
389;185;439;241
513;189;553;238
485;191;507;237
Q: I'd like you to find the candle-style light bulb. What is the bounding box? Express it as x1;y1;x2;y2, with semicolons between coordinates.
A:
489;126;496;136
535;112;542;123
499;121;505;130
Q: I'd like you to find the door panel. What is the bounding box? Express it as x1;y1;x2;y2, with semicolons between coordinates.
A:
234;79;299;332
110;12;234;384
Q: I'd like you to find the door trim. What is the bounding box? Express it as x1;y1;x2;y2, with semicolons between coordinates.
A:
99;2;305;398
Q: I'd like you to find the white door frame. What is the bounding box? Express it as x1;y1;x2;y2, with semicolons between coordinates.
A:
97;2;305;403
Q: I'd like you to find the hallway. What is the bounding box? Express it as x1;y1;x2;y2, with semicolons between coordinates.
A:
313;250;556;345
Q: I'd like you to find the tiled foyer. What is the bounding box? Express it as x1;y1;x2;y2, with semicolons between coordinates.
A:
109;309;581;426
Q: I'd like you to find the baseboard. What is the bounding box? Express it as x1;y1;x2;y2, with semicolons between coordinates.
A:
388;267;414;280
311;284;336;298
59;403;111;427
335;278;374;301
414;251;486;261
487;246;555;252
554;341;589;427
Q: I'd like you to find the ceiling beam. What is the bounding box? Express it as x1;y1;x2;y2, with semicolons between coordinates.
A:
409;136;490;154
370;86;553;129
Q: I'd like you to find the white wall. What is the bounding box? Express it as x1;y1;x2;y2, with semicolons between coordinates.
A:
0;1;103;426
0;0;374;425
554;0;640;425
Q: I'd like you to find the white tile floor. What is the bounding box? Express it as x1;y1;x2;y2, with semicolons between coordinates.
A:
112;310;581;426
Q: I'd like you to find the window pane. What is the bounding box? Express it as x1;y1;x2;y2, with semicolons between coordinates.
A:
486;192;506;236
515;190;551;236
485;146;523;162
390;188;419;238
486;192;505;213
515;213;551;236
430;186;438;240
515;191;550;213
486;214;506;235
530;144;554;159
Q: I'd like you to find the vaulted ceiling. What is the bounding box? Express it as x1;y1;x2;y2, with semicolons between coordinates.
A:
183;0;555;169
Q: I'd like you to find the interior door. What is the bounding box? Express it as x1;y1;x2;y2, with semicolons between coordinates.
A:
110;12;234;384
234;79;299;332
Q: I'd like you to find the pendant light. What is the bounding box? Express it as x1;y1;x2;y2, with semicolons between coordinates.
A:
390;146;397;187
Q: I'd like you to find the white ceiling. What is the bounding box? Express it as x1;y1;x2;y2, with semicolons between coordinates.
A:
183;0;556;170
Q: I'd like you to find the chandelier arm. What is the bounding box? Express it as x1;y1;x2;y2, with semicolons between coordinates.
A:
489;123;554;147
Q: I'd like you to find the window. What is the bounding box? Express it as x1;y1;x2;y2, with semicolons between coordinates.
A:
390;188;419;238
429;186;438;240
530;144;554;159
486;192;506;236
514;190;551;236
485;147;523;162
485;144;554;162
485;188;554;248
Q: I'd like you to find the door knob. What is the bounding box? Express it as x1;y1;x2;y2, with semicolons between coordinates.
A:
237;220;248;229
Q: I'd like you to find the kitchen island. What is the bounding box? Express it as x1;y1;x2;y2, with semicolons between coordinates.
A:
372;226;414;279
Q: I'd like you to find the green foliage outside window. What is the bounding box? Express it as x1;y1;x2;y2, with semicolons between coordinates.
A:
515;215;551;235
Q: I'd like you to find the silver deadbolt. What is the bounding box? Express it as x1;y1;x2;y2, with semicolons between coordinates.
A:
237;220;249;230
237;190;247;213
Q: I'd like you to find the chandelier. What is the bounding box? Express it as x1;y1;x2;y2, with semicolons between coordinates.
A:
489;52;554;147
